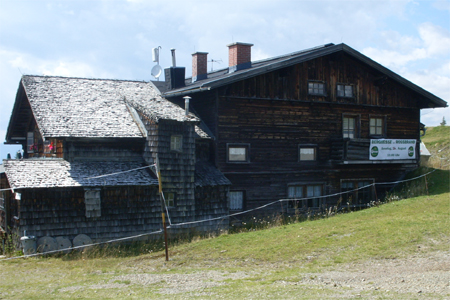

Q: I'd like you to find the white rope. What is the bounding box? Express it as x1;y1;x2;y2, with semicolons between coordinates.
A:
0;168;439;260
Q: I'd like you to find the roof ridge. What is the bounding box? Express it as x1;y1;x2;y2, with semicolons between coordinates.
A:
22;74;151;84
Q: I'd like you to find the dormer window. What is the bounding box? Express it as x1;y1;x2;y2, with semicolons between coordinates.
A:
308;81;326;96
337;84;354;98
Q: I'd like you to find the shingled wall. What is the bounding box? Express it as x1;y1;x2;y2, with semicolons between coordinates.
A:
17;186;161;242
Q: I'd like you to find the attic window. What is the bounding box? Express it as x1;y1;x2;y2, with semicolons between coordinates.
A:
308;81;326;96
85;188;101;218
170;135;183;152
337;84;354;98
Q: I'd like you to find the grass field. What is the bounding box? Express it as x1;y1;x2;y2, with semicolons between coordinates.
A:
422;125;450;169
1;168;448;299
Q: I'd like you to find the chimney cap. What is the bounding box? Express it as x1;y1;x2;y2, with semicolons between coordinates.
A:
192;51;209;55
227;42;254;47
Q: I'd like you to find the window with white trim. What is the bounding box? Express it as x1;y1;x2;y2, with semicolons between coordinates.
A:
229;191;244;210
227;144;249;163
170;135;182;152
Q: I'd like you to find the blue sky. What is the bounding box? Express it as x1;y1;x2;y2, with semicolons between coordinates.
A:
0;0;449;160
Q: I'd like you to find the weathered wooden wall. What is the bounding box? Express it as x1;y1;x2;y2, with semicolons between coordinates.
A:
17;186;161;241
188;53;421;212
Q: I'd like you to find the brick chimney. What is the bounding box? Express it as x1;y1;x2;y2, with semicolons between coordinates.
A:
192;52;208;82
227;42;253;73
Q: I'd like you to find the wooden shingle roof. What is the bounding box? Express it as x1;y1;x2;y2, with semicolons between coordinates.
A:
14;75;198;141
195;161;231;187
3;159;158;189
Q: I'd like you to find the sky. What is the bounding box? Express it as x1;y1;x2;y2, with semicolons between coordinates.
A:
0;0;449;160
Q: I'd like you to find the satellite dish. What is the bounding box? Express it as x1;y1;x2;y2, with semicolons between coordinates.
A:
151;64;162;79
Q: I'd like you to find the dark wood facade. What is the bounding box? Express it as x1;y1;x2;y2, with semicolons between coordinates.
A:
166;48;436;214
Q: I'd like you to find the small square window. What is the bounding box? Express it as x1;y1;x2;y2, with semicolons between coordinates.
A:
170;135;182;152
337;84;354;98
308;82;326;96
44;140;55;154
299;147;316;161
165;192;176;207
227;144;249;162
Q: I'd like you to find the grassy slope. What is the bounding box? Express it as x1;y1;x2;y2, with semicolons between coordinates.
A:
422;126;450;169
1;170;448;299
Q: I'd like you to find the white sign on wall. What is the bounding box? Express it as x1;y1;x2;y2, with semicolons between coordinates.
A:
370;139;417;160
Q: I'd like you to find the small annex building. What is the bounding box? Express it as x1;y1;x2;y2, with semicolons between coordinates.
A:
1;76;230;244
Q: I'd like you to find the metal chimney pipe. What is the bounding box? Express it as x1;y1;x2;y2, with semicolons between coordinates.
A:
171;48;176;67
183;96;191;116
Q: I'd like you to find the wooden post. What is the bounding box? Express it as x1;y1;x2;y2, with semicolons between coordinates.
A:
155;154;169;261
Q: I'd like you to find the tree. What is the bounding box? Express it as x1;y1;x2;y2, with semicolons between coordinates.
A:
440;116;447;126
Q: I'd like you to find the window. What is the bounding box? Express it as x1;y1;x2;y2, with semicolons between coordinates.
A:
288;184;323;208
341;180;374;205
370;117;385;136
227;144;249;162
230;191;244;210
170;135;182;152
44;140;55;154
337;84;354;98
27;132;35;153
343;116;358;139
85;189;101;218
165;192;176;207
308;81;326;96
299;146;316;161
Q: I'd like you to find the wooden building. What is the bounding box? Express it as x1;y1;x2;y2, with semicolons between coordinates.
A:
1;42;447;246
160;43;447;214
1;76;230;243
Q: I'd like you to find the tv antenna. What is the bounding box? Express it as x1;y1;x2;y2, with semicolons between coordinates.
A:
151;46;163;80
208;58;222;72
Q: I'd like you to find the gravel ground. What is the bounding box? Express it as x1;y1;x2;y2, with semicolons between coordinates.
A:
58;249;449;299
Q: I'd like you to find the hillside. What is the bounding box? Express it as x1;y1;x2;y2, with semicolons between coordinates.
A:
1;169;449;299
422;125;450;169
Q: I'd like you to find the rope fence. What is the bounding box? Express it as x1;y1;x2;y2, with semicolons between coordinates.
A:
0;168;437;261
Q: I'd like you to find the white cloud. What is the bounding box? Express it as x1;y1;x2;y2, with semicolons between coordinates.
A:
418;22;450;57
